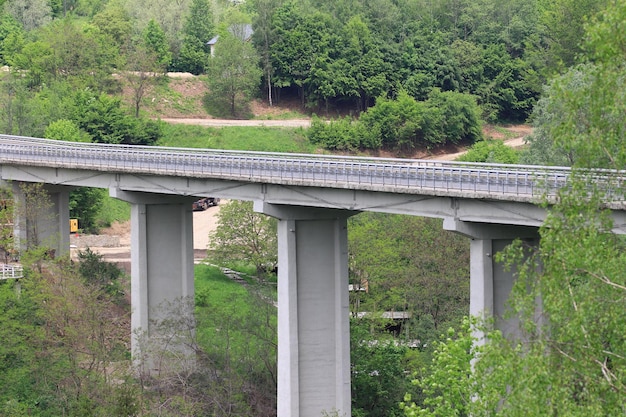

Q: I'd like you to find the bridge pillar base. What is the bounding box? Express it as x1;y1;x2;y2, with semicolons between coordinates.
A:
112;190;196;374
444;219;540;340
256;202;357;417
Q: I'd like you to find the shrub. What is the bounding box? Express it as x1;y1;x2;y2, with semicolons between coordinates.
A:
457;139;519;164
308;115;360;151
426;89;482;144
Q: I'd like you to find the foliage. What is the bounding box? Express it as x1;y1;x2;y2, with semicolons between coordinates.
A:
348;213;470;337
142;19;171;70
205;32;262;117
77;248;124;299
0;12;23;65
308;115;361;151
400;320;474;417
91;3;133;48
523;0;626;169
123;44;163;117
208;200;277;276
174;0;214;74
44;119;91;142
124;0;191;60
358;92;434;151
0;252;132;416
5;0;52;31
406;182;626;416
520;63;626;167
351;320;414;417
8;19;120;90
71;90;162;145
310;90;483;153
68;187;106;234
457;139;520;164
426;89;483;144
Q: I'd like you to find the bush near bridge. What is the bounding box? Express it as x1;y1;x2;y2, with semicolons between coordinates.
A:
308;90;482;153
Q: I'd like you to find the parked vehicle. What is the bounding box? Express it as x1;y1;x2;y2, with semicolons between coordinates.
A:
192;197;220;211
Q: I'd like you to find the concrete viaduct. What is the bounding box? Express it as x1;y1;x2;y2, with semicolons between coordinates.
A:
1;135;625;417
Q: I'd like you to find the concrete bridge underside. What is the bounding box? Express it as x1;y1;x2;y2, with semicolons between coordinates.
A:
3;164;625;417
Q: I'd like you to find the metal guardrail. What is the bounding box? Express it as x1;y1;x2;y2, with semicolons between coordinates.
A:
0;263;23;280
0;134;624;202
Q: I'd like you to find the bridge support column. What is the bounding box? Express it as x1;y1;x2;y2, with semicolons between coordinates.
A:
111;190;196;373
444;219;540;340
255;202;356;417
9;182;70;257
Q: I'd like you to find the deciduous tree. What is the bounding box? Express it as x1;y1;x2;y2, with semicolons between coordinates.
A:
206;32;262;117
208;200;277;276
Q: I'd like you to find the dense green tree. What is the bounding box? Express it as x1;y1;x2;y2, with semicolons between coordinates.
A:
91;3;134;48
0;70;35;135
0;12;23;64
533;0;606;74
426;89;482;144
142;19;171;70
342;16;389;111
269;2;333;105
44;118;91;142
206;32;262;117
357;92;434;151
308;116;361;151
7;19;119;90
174;0;213;74
71;90;162;145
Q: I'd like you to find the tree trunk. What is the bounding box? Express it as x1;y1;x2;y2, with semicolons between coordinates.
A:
267;72;273;107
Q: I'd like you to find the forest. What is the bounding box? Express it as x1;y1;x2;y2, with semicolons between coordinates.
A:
1;0;626;415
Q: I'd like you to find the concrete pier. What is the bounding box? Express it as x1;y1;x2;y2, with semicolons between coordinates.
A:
256;202;355;417
444;219;540;340
112;190;196;371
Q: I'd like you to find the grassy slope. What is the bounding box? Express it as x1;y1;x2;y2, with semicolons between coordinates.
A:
158;123;316;153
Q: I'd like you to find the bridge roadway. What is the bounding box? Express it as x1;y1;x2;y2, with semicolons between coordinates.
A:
2;135;626;417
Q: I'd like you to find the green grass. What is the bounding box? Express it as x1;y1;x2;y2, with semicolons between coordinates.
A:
195;264;251;309
194;264;277;370
159;123;317;153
